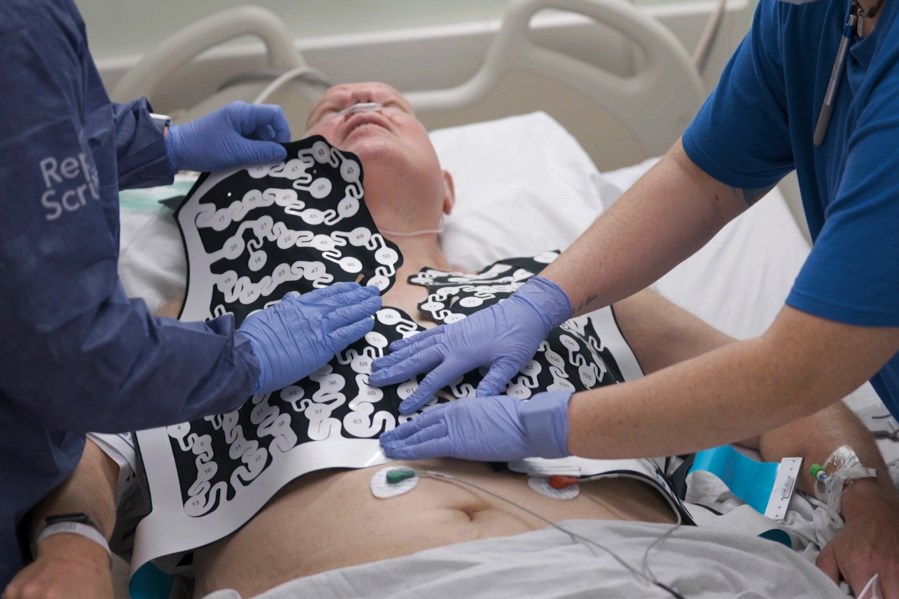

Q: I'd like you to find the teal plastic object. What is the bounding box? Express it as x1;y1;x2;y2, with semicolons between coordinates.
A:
689;445;779;514
119;178;197;213
129;562;173;599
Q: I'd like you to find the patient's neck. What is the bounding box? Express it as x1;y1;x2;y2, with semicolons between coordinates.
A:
384;234;454;274
380;234;462;326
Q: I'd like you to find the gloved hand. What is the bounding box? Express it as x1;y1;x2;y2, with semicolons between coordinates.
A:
369;276;572;414
379;390;573;462
237;283;381;394
166;101;291;173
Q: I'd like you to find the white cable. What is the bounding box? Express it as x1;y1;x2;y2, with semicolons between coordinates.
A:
252;65;332;105
417;470;675;593
858;573;880;599
692;0;729;75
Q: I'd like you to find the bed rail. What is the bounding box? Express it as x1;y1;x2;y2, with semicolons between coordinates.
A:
407;0;705;166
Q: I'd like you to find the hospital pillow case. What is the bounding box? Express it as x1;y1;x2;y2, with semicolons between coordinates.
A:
431;112;811;340
432;112;618;273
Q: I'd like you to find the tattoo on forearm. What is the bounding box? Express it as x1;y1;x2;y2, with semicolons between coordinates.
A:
577;293;599;313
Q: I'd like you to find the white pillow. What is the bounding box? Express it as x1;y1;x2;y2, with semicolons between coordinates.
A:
433;112;618;271
603;157;811;340
431;113;814;341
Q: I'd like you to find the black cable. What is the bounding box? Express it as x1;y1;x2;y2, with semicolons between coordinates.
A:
655;581;688;599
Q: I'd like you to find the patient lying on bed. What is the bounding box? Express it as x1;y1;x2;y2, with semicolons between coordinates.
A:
12;83;898;599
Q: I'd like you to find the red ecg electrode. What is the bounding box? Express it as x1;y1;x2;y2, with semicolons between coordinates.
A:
547;475;578;490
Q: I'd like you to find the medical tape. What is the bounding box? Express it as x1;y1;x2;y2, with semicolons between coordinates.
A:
812;444;877;520
527;475;580;500
688;445;801;521
371;466;420;498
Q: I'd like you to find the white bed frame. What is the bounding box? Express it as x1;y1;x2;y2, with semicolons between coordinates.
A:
404;0;705;167
109;0;718;172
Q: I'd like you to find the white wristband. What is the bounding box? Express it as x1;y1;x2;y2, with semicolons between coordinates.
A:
34;521;112;561
149;112;172;131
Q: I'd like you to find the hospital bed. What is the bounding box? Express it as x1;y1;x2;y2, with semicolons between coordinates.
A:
106;1;899;597
109;0;706;173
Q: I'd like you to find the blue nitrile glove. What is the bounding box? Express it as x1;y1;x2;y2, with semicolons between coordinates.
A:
369;276;572;414
379;390;573;462
237;283;381;394
166;101;291;173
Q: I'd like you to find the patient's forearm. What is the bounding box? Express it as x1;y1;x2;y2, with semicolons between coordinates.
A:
6;441;118;599
618;290;893;503
28;440;119;547
755;402;893;499
613;288;734;375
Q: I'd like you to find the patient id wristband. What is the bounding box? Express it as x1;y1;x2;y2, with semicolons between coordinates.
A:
32;513;111;565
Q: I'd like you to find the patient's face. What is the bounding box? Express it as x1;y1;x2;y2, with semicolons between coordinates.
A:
303;82;448;226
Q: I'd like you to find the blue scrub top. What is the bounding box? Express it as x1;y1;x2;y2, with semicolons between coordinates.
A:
683;0;899;417
0;0;259;583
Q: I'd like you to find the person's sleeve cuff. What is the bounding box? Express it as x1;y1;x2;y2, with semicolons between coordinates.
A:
521;390;573;458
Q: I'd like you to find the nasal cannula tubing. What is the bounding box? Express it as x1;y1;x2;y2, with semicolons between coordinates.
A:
857;573;880;599
337;101;382;117
380;215;446;237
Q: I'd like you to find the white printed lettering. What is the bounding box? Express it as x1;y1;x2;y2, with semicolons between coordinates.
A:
59;156;80;179
39;157;63;187
61;185;89;212
39;152;101;220
41;189;62;221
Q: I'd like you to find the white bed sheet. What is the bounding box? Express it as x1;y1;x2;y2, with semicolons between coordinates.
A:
206;520;846;599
